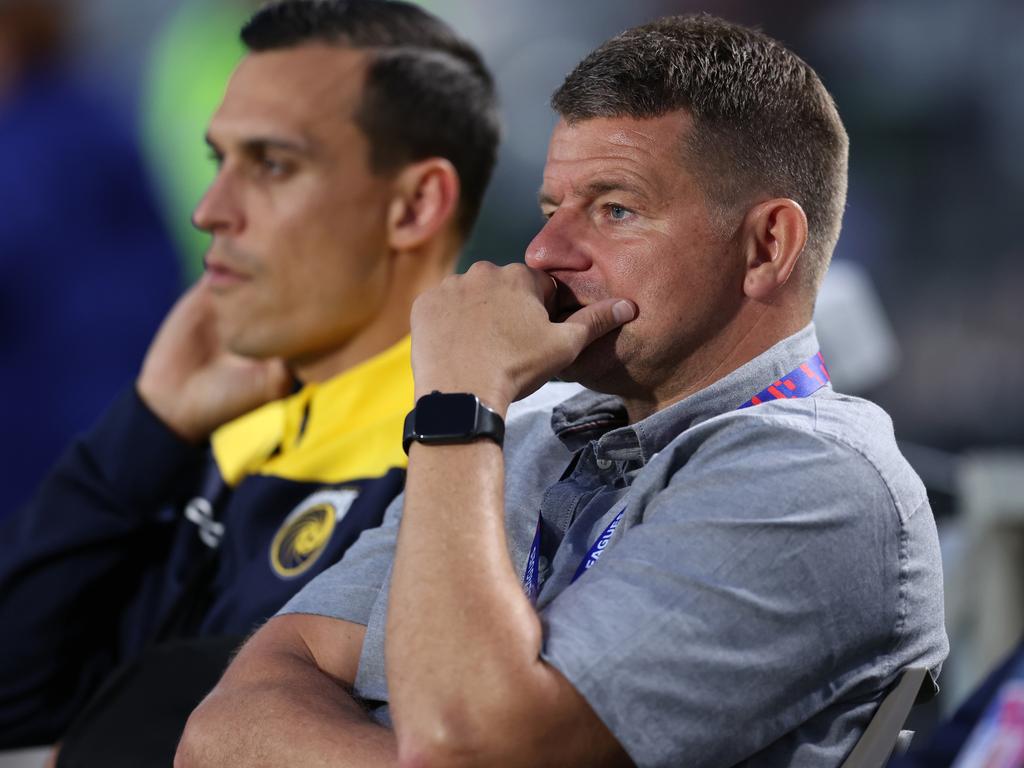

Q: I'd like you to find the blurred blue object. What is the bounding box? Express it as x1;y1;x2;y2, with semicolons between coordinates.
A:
0;64;181;516
890;636;1024;767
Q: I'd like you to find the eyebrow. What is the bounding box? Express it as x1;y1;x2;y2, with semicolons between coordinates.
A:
538;177;653;208
204;133;315;157
580;178;651;201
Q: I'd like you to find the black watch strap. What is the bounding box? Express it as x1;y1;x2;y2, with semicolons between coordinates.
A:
402;391;505;454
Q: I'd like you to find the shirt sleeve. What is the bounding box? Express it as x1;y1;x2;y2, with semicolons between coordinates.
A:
274;383;580;627
538;411;944;768
277;492;404;626
0;387;205;747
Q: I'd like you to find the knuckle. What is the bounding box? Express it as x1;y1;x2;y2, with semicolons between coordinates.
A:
440;273;462;289
411;291;437;318
585;308;610;337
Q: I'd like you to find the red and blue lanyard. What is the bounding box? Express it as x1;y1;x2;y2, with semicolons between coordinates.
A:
522;350;831;603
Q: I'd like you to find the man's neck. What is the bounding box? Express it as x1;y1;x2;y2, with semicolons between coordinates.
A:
292;241;460;384
620;304;810;423
291;323;410;385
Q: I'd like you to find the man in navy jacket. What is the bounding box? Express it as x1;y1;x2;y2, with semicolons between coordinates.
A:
0;0;499;754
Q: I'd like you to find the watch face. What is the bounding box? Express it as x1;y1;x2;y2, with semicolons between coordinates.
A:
415;393;478;438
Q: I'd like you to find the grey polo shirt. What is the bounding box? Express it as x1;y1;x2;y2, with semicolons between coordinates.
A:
280;325;948;768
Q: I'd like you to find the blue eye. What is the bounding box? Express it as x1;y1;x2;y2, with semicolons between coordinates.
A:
608;204;631;221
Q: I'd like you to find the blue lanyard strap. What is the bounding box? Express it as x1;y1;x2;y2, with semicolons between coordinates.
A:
522;350;830;603
522;521;543;603
738;351;830;409
570;508;626;583
522;506;626;603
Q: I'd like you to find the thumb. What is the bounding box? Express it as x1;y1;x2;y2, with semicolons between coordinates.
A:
256;358;294;402
562;298;636;348
233;357;293;406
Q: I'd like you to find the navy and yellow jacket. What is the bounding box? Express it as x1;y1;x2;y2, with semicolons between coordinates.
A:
0;337;413;746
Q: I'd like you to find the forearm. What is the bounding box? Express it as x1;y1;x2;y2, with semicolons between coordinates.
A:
387;263;637;766
0;390;202;745
177;624;397;767
386;441;548;763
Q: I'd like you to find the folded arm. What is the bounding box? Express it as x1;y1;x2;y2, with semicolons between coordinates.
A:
0;280;290;746
175;613;397;767
0;389;205;747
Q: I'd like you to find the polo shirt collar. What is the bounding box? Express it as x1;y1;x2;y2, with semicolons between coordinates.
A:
211;335;413;486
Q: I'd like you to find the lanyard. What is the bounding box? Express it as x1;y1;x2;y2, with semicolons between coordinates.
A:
737;351;830;409
522;351;830;603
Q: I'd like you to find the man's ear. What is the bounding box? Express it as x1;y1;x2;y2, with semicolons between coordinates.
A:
739;198;808;300
386;158;460;251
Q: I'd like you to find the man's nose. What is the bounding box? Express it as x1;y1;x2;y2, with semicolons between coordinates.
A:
524;211;592;273
191;170;244;236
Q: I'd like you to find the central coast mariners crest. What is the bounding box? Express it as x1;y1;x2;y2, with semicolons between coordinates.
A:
270;489;359;579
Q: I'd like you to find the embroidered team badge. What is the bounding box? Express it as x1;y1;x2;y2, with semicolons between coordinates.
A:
270;489;359;579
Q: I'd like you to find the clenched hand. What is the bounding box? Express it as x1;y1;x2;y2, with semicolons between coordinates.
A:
409;262;635;414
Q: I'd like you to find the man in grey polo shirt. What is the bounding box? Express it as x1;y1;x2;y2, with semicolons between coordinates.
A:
177;14;947;768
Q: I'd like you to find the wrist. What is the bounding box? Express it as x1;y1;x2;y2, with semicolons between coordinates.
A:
403;391;506;454
413;383;511;419
135;381;208;444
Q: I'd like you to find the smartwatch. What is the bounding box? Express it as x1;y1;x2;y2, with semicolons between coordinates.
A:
402;391;505;454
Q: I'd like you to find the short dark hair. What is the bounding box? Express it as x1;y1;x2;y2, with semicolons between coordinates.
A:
552;14;848;291
241;0;500;239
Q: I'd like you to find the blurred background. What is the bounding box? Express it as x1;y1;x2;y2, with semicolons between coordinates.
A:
2;0;1022;737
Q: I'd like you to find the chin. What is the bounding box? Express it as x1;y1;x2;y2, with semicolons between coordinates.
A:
559;333;632;394
223;331;275;361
